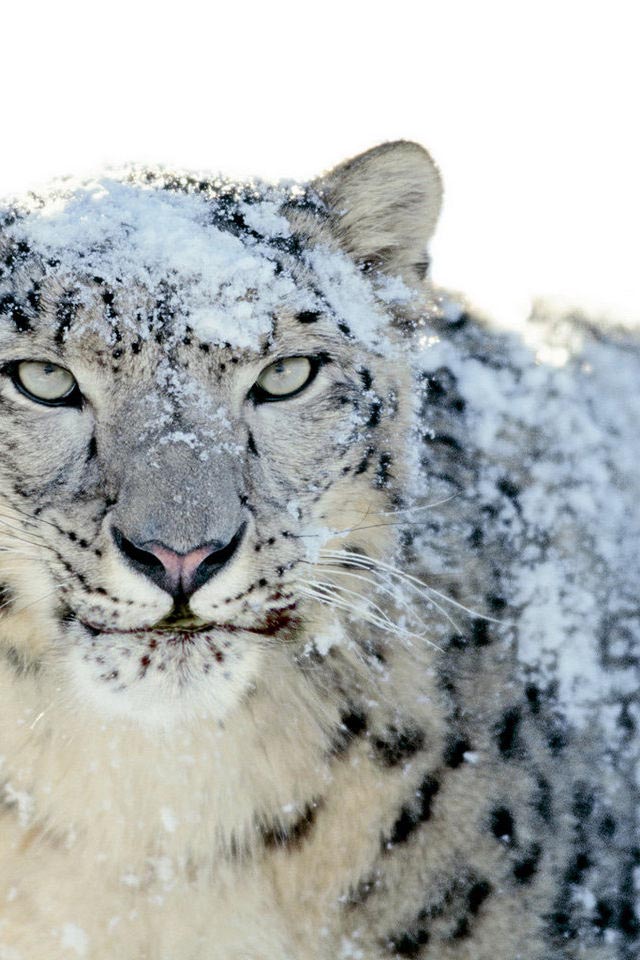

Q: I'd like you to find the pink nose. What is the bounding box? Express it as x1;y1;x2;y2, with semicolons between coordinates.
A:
112;525;246;601
144;543;220;597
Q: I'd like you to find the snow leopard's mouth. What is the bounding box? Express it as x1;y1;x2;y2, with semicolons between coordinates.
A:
73;603;299;641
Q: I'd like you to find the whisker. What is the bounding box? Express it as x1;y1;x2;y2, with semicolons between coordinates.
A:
301;517;452;537
319;549;509;626
299;577;401;633
0;517;51;550
308;564;460;633
0;548;42;559
0;577;75;617
309;564;462;634
300;569;416;627
298;582;443;652
299;586;397;639
0;531;48;552
379;493;461;516
0;503;61;532
293;492;463;541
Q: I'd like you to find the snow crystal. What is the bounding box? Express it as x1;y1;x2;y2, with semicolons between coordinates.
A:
239;200;291;238
339;936;365;959
286;500;302;521
120;873;141;888
0;944;22;960
302;525;336;563
373;273;413;305
3;784;34;828
306;246;394;352
149;856;174;887
60;923;89;958
571;886;597;912
158;432;200;450
160;807;178;834
313;616;346;657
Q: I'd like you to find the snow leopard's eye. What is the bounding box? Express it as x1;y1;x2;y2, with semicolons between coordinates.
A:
12;361;80;406
251;356;317;403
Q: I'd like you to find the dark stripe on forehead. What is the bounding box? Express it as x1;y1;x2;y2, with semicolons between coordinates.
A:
0;294;32;332
26;282;41;313
55;290;79;345
367;398;383;428
209;193;311;259
102;289;119;326
2;238;31;270
358;367;373;389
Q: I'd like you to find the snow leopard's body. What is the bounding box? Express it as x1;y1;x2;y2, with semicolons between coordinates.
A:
0;143;637;959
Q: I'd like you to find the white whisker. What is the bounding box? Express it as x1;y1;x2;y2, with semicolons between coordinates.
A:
379;493;461;516
0;577;75;617
300;577;400;630
298;580;443;652
0;524;47;551
308;564;461;634
319;549;509;626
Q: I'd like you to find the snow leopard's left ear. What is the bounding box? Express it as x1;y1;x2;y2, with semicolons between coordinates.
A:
313;141;442;281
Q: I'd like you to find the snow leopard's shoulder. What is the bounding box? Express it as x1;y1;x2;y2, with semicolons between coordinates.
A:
399;298;640;952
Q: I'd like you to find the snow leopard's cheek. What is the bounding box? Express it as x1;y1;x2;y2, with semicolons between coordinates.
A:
0;398;96;502
63;621;264;726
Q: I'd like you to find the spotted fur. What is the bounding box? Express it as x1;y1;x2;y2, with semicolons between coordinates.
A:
0;142;637;959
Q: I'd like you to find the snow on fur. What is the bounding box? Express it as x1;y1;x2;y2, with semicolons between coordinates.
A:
3;171;395;352
412;299;640;744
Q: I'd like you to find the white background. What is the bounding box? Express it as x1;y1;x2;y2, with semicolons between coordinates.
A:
1;1;638;327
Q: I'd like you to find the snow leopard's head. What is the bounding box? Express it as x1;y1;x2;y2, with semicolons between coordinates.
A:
0;142;442;726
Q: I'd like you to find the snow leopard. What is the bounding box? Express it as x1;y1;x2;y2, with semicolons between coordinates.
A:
0;141;638;960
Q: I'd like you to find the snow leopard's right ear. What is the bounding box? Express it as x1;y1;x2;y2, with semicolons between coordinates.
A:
313;141;442;281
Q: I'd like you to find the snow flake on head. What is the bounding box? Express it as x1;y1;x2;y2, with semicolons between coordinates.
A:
6;177;299;349
2;168;404;355
238;199;291;238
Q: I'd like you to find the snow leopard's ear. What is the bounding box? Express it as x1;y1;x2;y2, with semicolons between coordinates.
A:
313;141;442;281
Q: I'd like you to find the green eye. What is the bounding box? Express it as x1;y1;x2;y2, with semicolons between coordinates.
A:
253;356;315;401
13;361;78;405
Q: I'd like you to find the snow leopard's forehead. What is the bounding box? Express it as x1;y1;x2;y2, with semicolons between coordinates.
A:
0;169;410;356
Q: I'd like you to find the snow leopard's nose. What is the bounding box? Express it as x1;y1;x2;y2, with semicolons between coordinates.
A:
112;524;246;601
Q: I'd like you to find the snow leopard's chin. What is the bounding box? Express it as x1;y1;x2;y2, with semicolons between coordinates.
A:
51;581;303;726
62;618;268;727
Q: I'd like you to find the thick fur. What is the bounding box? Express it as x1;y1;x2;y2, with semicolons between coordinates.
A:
0;143;637;959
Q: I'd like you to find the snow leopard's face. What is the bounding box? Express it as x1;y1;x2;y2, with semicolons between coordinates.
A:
0;145;441;725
